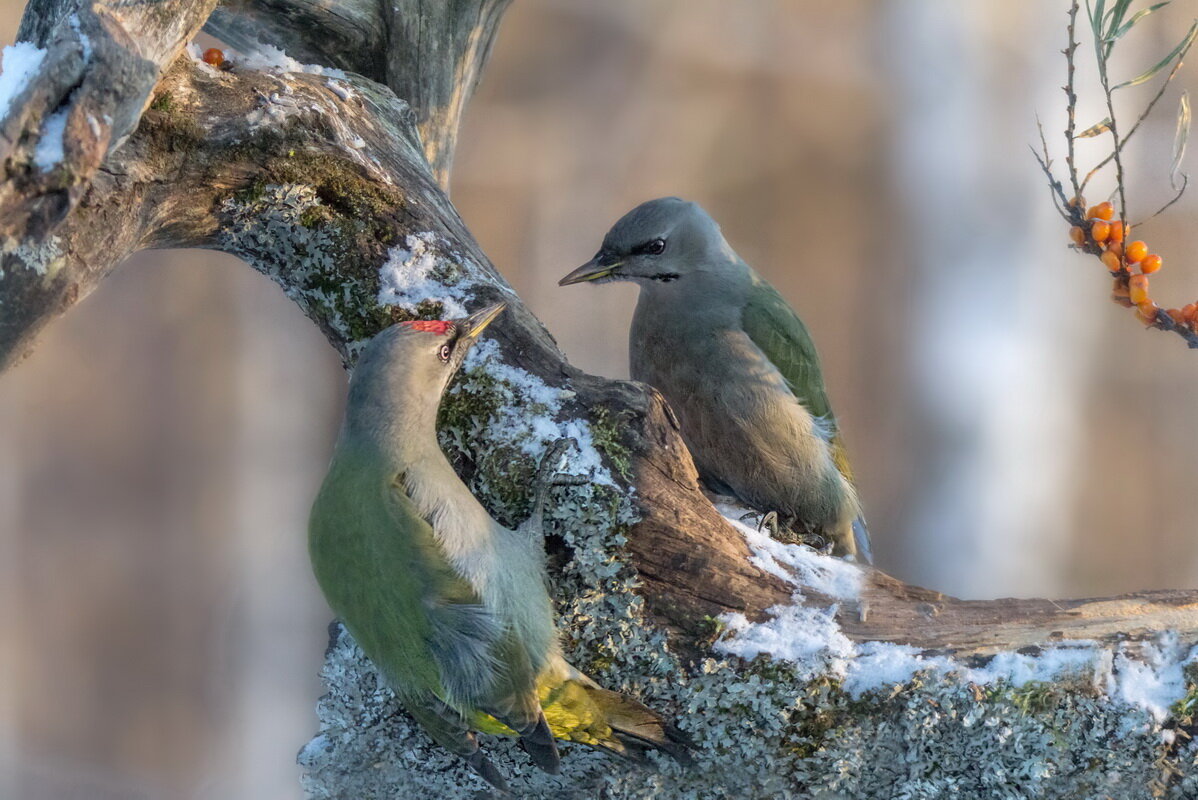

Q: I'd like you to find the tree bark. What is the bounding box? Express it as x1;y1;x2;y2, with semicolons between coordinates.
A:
3;2;1198;798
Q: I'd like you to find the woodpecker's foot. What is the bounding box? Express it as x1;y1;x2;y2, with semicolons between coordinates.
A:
537;438;588;488
747;510;834;551
529;439;588;527
756;510;780;538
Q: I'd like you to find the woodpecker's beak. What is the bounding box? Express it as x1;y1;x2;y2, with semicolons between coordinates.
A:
558;253;624;286
460;302;506;340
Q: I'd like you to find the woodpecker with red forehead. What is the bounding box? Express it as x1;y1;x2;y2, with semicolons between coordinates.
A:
309;303;689;792
560;198;871;562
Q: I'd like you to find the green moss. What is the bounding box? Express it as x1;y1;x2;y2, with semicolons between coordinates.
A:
435;368;538;526
589;405;634;482
1172;682;1198;722
1003;680;1065;717
149;90;174;112
693;616;727;650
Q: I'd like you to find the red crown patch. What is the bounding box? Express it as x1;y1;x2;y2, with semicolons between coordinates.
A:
400;320;453;335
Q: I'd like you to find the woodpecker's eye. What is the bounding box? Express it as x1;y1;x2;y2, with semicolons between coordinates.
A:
438;344;452;363
635;238;666;256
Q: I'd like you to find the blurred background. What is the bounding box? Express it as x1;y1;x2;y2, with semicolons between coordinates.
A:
2;0;1197;797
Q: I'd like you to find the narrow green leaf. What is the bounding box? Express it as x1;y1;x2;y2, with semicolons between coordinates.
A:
1114;20;1198;89
1110;2;1171;41
1075;117;1113;138
1171;91;1191;191
1104;0;1136;33
1090;0;1107;39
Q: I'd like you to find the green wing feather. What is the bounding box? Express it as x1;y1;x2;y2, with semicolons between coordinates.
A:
740;274;855;480
308;443;503;707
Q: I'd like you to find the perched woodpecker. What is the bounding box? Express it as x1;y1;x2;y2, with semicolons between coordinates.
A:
560;198;871;563
309;303;687;792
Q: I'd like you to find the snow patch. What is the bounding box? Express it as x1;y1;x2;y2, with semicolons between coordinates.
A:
33;107;67;170
378;233;472;317
237;43;347;79
1108;634;1198;723
0;42;46;122
327;79;355;102
378;233;513;319
717;503;861;600
455;338;613;487
720;604;854;680
714;505;1194;718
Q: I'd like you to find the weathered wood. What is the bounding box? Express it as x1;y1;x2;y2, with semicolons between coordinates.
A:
203;0;513;188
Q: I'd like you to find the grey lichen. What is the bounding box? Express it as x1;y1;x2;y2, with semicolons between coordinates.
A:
217;182;426;358
1;234;65;279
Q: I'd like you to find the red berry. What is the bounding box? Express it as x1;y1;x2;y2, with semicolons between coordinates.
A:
202;48;225;67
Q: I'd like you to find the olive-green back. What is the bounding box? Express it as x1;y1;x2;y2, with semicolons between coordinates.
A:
741;275;854;480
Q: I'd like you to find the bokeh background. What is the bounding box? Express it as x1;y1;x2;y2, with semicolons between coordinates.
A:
2;1;1197;797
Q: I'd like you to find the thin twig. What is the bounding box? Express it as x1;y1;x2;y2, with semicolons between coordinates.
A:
1093;24;1131;236
1031;141;1074;223
1064;0;1083;203
1138;173;1189;225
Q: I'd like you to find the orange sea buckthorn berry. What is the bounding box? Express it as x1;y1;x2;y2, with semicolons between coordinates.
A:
1125;240;1148;264
1108;220;1125;243
1090;220;1111;243
1112;278;1130;297
1069;226;1086;246
1129;274;1150;305
1106;241;1123;258
202;48;225;67
1087;202;1115;221
1101;250;1122;272
1069;195;1086;209
1168;308;1186;325
1136;305;1159;326
1183;303;1198;323
1140;254;1162;274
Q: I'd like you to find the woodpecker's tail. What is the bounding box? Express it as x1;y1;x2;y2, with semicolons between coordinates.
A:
539;660;693;765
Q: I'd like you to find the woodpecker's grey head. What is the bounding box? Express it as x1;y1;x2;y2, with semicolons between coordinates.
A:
559;197;736;288
351;303;506;405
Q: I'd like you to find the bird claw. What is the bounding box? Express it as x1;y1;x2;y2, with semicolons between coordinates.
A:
535;438;586;487
529;439;587;527
757;510;781;538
